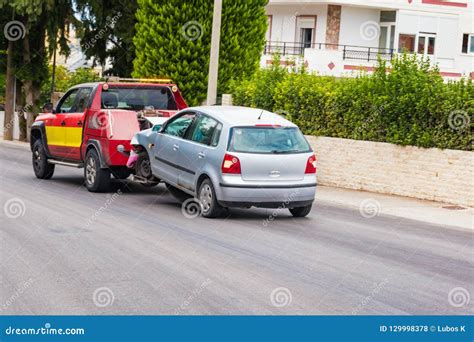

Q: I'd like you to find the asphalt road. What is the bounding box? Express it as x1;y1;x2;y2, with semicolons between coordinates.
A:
1;143;473;315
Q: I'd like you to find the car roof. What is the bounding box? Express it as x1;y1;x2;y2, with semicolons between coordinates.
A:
188;106;297;127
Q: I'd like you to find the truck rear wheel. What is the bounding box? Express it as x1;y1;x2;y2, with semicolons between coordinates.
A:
84;148;110;192
32;139;55;179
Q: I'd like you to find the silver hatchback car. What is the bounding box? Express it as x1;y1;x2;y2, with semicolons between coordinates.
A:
132;106;317;218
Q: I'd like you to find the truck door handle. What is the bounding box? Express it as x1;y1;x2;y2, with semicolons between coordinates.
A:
77;120;83;126
198;152;205;158
172;144;179;151
60;121;66;126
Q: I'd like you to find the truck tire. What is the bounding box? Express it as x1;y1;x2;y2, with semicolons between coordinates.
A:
84;148;110;192
32;139;55;179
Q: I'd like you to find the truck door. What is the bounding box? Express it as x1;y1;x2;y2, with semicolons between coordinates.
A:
47;88;79;159
63;87;93;160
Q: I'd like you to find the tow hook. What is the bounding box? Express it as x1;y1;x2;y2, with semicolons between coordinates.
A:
116;145;130;157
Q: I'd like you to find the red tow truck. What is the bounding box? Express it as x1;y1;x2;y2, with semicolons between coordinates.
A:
30;78;187;192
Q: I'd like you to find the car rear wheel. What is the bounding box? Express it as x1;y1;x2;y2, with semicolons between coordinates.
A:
289;204;312;218
84;148;110;192
32;139;55;179
198;179;223;218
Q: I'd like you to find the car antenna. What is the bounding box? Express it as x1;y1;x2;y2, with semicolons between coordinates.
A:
258;110;264;120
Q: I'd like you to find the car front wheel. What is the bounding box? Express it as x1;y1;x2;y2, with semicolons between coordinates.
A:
289;204;312;218
32;139;55;179
198;179;223;218
84;149;110;192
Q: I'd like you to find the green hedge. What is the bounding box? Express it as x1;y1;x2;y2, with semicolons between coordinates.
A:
231;54;473;151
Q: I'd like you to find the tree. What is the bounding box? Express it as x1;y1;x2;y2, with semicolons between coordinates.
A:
0;0;76;141
75;0;138;76
133;0;268;106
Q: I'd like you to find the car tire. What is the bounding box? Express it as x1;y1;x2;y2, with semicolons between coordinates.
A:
198;179;223;218
289;204;312;218
136;152;159;187
84;148;110;192
166;184;192;202
32;139;55;179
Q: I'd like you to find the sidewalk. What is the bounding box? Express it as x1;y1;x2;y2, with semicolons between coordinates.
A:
1;139;473;230
316;185;473;230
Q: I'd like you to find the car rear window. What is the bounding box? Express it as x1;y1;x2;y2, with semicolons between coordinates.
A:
228;127;311;154
101;86;178;111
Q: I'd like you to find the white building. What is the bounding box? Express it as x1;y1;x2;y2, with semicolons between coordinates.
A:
263;0;474;79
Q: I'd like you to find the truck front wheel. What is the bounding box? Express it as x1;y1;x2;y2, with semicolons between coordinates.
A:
84;148;110;192
32;139;55;179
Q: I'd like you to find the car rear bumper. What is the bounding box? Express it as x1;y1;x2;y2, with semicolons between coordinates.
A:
216;182;316;209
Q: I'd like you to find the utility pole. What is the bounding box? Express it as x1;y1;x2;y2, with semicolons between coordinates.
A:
206;0;222;106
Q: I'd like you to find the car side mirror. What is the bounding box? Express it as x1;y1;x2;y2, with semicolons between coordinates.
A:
42;102;54;113
152;124;162;132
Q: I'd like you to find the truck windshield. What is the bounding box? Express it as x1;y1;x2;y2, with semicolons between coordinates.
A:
229;127;311;154
101;86;178;111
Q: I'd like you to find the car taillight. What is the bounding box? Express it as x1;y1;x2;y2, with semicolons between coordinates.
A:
305;155;317;174
221;153;241;174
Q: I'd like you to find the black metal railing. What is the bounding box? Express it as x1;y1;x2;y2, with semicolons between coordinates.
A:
264;41;395;62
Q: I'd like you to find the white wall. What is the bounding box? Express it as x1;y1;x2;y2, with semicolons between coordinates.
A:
339;6;380;48
266;4;327;43
0;111;20;140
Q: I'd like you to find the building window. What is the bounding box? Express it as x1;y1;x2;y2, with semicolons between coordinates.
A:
418;34;436;55
398;34;416;52
380;11;396;23
462;34;474;54
300;28;313;49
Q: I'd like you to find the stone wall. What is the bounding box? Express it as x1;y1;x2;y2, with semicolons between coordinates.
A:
325;5;341;48
306;136;474;207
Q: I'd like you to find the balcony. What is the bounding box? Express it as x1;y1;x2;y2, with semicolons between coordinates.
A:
264;41;396;62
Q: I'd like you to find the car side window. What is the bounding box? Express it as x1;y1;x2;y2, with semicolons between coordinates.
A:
190;115;218;146
72;88;93;113
162;113;196;138
57;89;79;113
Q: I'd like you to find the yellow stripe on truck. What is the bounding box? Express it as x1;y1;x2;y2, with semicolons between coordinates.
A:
45;126;83;147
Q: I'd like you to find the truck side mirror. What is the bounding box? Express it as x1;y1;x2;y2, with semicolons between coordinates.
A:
42;102;54;113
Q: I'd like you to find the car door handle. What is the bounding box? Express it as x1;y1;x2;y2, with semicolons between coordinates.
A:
77;120;83;126
198;152;205;158
172;144;180;151
60;120;66;126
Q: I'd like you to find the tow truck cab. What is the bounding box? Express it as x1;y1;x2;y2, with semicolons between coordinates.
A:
30;78;187;192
